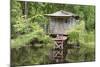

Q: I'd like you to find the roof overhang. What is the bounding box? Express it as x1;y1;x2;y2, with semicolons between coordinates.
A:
45;10;79;19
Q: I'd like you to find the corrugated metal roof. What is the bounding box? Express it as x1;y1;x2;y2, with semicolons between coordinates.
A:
45;10;77;17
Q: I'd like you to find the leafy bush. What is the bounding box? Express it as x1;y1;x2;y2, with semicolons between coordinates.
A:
66;20;95;62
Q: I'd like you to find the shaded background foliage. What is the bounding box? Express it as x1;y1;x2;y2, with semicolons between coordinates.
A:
11;0;95;66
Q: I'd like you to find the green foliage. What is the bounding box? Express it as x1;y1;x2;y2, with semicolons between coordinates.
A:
11;20;54;65
11;0;22;38
66;20;95;62
11;21;53;48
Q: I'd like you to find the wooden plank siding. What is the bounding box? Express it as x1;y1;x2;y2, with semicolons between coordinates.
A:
48;17;76;34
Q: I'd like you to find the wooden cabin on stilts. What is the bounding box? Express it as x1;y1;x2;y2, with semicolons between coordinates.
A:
45;10;79;63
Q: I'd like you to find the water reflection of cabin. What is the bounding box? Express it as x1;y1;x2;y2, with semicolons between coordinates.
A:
45;10;79;36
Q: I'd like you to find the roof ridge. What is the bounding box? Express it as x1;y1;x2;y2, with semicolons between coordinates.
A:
45;10;78;17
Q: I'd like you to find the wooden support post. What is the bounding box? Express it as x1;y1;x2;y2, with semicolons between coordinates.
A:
51;34;67;63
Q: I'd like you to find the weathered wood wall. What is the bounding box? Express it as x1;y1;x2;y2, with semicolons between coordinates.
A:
48;17;76;34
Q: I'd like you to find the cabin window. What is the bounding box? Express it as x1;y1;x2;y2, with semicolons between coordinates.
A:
65;19;68;23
